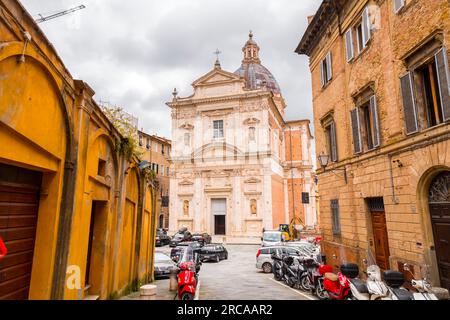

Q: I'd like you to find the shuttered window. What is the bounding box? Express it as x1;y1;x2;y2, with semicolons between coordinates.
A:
351;108;363;154
394;0;405;13
345;29;354;62
362;6;371;47
320;52;333;87
435;47;450;122
400;72;419;134
330;121;338;162
331;200;341;235
370;96;381;148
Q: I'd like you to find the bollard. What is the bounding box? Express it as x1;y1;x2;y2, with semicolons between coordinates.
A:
169;268;178;292
140;284;157;300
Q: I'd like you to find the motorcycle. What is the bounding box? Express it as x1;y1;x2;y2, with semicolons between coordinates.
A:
271;253;284;281
321;264;354;300
299;257;332;300
282;255;306;289
403;263;439;300
383;270;414;300
177;245;201;300
348;264;389;300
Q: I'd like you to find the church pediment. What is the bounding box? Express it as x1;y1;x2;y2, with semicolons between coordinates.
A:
192;69;242;87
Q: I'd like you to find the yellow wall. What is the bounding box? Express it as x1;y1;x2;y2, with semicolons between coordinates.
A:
0;0;157;300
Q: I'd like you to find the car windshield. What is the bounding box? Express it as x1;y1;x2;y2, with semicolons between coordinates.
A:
263;233;281;241
155;253;172;263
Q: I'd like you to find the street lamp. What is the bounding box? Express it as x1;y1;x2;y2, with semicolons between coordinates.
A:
318;153;348;184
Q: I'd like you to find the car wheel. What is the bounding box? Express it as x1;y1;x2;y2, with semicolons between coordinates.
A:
181;292;195;300
262;263;272;274
216;255;220;263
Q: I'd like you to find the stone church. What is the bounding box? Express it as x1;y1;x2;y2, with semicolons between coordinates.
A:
168;33;316;243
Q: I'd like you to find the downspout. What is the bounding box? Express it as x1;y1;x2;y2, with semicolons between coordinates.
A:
289;125;296;238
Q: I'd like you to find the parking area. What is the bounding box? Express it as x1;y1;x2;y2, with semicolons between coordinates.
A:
155;244;315;300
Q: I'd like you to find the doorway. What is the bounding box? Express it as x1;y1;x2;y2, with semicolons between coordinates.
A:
368;198;390;271
428;172;450;291
212;199;226;236
0;163;42;300
85;201;107;296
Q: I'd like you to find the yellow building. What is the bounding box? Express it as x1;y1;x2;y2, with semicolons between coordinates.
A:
296;0;450;290
0;0;157;300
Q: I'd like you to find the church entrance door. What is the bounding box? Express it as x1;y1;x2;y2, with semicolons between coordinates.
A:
212;199;226;235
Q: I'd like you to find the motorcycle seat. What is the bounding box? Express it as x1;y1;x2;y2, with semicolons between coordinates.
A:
350;278;369;294
325;272;339;282
393;288;414;300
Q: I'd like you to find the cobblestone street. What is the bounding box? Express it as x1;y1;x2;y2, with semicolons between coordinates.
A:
156;245;315;300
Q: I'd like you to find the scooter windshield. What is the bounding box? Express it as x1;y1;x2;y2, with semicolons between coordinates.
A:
367;265;382;281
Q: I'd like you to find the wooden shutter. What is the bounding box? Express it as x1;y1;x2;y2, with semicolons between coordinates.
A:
330;121;338;162
400;72;419;134
326;52;333;81
345;29;354;62
362;6;371;47
320;60;325;87
370;95;381;148
394;0;405;13
435;47;450;122
351;108;363;154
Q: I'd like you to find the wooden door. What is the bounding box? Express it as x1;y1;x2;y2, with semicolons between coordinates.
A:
429;172;450;291
371;211;390;271
214;216;226;236
0;182;41;300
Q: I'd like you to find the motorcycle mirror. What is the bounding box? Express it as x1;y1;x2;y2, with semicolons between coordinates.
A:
403;263;410;272
362;259;368;266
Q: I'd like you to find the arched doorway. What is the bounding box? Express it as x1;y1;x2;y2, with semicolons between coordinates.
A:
428;171;450;290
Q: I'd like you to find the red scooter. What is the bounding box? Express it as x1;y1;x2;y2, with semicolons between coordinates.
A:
0;237;7;260
321;264;357;300
178;261;197;300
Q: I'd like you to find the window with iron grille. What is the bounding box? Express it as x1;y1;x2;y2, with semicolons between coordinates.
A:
367;197;385;212
213;120;224;139
331;199;341;235
162;196;169;208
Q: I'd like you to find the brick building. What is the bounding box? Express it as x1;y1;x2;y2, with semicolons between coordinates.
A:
296;0;450;290
139;132;171;229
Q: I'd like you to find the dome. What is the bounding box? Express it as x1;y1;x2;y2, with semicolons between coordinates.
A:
234;63;281;94
234;32;281;94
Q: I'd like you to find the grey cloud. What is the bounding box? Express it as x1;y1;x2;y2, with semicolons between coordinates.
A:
20;0;322;139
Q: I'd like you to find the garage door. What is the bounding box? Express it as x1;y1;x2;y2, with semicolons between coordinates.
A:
0;165;42;300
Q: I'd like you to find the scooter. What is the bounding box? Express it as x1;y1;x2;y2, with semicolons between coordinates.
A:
281;255;298;288
322;264;354;300
177;261;197;300
271;253;284;281
0;236;7;260
383;270;414;300
348;264;388;300
299;257;332;300
403;264;439;300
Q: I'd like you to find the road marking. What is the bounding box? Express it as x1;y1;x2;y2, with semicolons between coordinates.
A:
267;277;317;301
195;280;201;300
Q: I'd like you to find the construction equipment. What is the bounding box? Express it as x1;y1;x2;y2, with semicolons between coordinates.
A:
279;216;305;241
35;5;86;24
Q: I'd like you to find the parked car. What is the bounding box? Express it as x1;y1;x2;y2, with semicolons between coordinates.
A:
199;244;228;262
261;231;286;247
191;233;212;245
170;230;192;247
154;252;177;278
284;242;322;262
256;246;310;273
171;241;203;261
156;229;171;247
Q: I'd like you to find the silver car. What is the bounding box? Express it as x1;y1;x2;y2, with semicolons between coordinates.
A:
154;252;177;278
256;246;307;273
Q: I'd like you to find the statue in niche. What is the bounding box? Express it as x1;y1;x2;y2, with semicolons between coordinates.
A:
183;200;190;216
250;199;257;215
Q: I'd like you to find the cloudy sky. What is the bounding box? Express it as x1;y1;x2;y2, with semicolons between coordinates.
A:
21;0;321;139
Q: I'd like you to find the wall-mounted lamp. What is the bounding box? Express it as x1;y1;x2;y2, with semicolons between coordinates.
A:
318;153;348;184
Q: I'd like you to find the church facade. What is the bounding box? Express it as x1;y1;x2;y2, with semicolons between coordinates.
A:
168;33;316;243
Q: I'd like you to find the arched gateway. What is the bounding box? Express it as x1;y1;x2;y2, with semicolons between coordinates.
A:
428;172;450;290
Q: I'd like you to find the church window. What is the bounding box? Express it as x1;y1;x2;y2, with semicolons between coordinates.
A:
184;133;191;146
213;120;224;139
249;127;256;141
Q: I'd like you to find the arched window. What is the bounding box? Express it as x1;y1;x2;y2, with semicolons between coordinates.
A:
249;127;256;141
184;133;191;146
